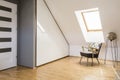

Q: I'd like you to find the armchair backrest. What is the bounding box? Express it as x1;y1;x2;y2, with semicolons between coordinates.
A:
97;43;102;54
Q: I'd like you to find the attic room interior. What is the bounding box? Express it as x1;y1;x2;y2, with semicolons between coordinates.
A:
0;0;120;80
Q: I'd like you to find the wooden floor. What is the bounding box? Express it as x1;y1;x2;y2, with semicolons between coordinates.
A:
0;57;119;80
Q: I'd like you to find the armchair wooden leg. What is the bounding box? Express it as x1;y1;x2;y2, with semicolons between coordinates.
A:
80;56;83;64
87;58;89;66
96;58;100;64
91;58;93;66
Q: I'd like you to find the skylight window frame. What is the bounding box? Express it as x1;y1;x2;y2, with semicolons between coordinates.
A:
81;10;102;32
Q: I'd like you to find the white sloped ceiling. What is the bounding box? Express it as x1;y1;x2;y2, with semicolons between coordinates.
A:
45;0;120;59
45;0;120;45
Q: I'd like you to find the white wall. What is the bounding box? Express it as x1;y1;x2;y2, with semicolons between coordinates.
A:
36;0;69;66
45;0;120;61
70;44;120;61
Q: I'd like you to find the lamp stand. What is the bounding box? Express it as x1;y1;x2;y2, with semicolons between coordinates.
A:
104;39;118;67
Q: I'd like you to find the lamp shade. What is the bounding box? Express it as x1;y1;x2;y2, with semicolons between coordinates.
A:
107;32;117;41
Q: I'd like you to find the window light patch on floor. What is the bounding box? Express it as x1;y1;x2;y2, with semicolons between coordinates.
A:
75;8;104;42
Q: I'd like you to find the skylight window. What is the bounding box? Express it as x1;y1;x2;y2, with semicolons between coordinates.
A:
75;8;104;42
81;10;102;32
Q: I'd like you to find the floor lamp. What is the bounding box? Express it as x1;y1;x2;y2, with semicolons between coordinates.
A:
104;32;118;67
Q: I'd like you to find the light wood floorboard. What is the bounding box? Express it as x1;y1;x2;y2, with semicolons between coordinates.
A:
0;57;119;80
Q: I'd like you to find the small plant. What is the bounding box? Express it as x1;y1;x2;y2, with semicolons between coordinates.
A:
82;42;99;53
